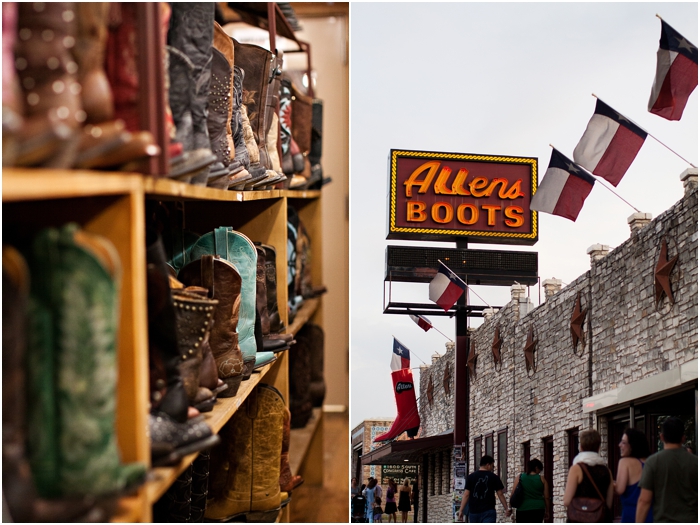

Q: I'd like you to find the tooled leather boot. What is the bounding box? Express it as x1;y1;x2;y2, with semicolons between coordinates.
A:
3;246;105;522
230;65;250;173
231;99;268;190
14;2;83;168
178;255;245;397
190;449;211;522
25;225;146;497
168;3;220;186
153;464;192;522
260;244;283;334
255;245;270;337
188;228;276;376
205;384;285;522
279;406;303;493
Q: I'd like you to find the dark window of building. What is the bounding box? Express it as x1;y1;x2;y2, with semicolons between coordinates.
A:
444;453;451;493
567;428;579;467
485;433;494;459
437;452;443;495
430;454;435;496
498;429;508;489
474;437;482;468
523;440;531;472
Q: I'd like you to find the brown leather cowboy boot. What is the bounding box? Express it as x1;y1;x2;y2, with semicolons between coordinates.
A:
279;406;304;493
205;383;285;522
178;255;245;397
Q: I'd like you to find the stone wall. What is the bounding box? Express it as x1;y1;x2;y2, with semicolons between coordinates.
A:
416;172;698;522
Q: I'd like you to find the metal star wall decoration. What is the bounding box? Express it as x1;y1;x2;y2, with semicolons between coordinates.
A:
467;340;477;380
570;292;587;353
427;376;434;406
655;238;678;305
443;364;450;395
523;326;537;373
492;325;502;368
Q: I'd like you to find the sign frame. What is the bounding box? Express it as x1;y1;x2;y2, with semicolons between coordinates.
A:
387;149;539;245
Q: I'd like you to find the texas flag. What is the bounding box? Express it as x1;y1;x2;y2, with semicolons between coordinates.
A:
429;265;466;312
573;99;648;187
391;337;411;371
531;148;596;222
409;313;432;332
648;19;698;121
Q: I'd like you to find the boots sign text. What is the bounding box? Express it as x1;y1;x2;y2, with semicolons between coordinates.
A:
387;149;539;245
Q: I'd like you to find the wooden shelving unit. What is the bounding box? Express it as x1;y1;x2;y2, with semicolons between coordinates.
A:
3;165;325;522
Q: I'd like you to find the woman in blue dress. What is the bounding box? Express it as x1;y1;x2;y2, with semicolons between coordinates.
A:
364;478;379;523
614;428;653;522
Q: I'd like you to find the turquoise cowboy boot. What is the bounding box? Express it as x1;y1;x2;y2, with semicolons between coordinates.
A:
188;227;275;376
25;224;145;498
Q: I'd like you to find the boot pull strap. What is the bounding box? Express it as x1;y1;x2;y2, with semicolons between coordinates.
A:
201;255;215;298
214;227;231;260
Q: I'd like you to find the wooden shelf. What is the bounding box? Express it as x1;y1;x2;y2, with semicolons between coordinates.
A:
289;408;324;481
2;168;143;201
283;189;321;199
144;177;281;202
143;359;279;506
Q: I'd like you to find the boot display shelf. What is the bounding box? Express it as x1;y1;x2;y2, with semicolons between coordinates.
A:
3;169;325;522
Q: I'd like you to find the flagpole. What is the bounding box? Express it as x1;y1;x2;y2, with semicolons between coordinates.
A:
592;94;697;168
437;259;493;309
548;144;641;212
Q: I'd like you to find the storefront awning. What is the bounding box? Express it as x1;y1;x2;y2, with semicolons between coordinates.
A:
582;359;698;414
361;430;453;465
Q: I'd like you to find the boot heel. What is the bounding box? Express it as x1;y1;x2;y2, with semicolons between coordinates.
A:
217;375;242;398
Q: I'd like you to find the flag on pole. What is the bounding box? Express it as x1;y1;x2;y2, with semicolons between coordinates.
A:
429;264;466;312
648;19;698;121
573;99;648;187
391;338;411;371
531;148;596;222
409;313;432;332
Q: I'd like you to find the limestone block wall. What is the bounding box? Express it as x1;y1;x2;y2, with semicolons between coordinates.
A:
415;177;697;522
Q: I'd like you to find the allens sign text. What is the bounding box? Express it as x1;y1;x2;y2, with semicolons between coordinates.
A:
387;149;538;245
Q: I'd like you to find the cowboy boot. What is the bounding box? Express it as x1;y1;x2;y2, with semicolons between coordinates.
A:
153;464;192;522
373;367;421;442
230;65;250;169
3;246;105;522
168;3;219;186
289;324;313;428
230;97;268;190
146;229;189;424
255;245;270;337
205;384;285;522
188;228;276;376
306;99;330;189
278;78;304;177
306;323;326;407
259;244;283;334
171;286;220;412
232;38;273;170
14;2;83;168
178;255;245;397
25;224;146;498
279;406;303;493
190;450;211;522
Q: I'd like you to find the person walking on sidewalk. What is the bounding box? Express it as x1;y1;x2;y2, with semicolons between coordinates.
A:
397;478;412;523
614;428;653;523
385;478;398;523
457;455;509;523
508;459;550;522
636;417;697;523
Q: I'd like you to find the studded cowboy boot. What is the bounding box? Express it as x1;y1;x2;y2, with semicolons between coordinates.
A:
13;2;83;168
3;246;105;522
205;384;285;522
25;224;146;498
279;406;304;493
171;286;219;412
178;254;245;397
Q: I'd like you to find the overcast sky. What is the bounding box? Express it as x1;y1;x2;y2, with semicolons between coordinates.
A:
349;2;698;430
